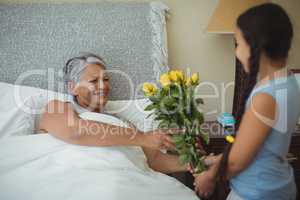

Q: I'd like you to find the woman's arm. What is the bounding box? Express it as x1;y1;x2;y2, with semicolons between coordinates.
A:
143;147;187;173
39;100;176;149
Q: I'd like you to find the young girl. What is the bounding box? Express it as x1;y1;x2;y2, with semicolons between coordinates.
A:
193;3;300;200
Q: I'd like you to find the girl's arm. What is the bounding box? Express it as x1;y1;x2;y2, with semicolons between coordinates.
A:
204;92;277;179
39;100;176;150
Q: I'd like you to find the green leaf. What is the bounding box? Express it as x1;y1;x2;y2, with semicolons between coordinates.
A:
162;96;176;107
149;96;160;103
192;109;204;124
201;132;210;144
158;120;170;129
193;160;207;173
179;154;191;165
146;113;154;119
172;135;184;144
189;145;197;158
144;104;157;111
184;135;193;145
154;114;169;121
170;85;181;98
179;111;192;127
159;87;169;96
178;154;187;164
178;147;188;155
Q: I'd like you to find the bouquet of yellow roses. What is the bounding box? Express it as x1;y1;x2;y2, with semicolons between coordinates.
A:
142;70;209;173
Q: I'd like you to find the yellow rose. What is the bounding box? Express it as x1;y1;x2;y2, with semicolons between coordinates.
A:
169;70;184;82
143;83;157;96
175;70;184;81
169;71;178;82
191;73;199;84
185;78;192;86
160;73;171;87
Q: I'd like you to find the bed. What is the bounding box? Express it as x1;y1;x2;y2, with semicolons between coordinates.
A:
0;2;199;200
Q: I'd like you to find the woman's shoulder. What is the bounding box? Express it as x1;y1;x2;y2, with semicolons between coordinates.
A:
46;99;72;106
47;93;73;105
44;99;75;114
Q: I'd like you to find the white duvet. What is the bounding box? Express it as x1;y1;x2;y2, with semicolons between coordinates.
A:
0;111;199;200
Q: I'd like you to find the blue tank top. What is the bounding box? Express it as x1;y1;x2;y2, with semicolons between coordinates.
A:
230;74;300;200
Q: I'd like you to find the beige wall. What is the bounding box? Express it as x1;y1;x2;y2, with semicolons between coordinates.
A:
1;0;299;120
273;0;300;68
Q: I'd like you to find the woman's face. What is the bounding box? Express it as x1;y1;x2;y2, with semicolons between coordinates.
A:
72;63;110;112
235;27;251;73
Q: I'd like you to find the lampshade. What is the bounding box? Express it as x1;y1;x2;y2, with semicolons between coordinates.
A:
207;0;269;34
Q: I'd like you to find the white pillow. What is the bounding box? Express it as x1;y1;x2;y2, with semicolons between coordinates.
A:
105;99;158;133
79;112;130;128
0;82;33;138
0;82;69;138
0;82;157;139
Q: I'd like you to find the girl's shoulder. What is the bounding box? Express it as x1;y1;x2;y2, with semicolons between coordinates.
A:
252;73;296;97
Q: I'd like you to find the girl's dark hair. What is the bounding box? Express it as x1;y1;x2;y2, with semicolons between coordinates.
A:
213;3;293;199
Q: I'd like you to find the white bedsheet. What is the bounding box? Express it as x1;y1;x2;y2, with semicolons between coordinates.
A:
0;134;198;200
0;111;199;200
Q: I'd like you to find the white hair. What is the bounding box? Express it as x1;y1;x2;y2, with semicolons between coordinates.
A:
63;53;106;93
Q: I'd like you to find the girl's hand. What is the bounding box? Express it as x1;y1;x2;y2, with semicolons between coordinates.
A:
204;153;218;167
186;153;218;198
193;169;216;198
143;128;183;150
187;153;216;174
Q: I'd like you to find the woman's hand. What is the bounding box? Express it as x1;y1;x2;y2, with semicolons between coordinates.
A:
142;128;183;150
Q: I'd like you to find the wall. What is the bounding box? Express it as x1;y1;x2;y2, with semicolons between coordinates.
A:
1;0;299;121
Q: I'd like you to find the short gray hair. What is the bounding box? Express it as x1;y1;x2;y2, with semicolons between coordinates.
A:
63;53;106;92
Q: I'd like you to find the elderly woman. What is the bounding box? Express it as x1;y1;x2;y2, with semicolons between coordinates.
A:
38;53;187;173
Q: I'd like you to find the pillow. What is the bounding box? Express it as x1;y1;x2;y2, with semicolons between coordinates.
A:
0;2;169;100
0;82;68;138
105;99;158;133
79;112;130;128
0;82;157;139
0;82;33;138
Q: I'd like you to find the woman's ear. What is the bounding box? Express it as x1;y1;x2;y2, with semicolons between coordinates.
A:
68;81;78;95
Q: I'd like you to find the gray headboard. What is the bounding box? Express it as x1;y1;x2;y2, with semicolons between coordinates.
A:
0;2;169;100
